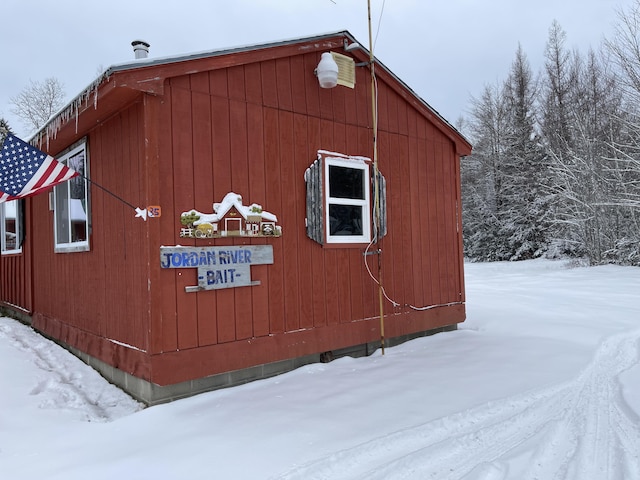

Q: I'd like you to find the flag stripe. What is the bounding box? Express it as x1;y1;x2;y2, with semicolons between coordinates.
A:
22;157;77;194
0;134;79;203
21;156;61;193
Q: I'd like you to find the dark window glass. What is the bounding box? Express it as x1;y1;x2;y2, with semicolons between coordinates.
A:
328;204;363;236
329;165;364;199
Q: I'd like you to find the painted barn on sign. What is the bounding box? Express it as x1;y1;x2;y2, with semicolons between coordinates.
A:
0;31;472;404
180;192;282;239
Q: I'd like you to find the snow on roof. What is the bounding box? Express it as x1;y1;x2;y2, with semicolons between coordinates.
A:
31;31;353;146
317;149;371;163
105;30;353;74
30;31;467;149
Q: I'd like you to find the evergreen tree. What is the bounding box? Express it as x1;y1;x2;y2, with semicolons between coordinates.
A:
0;117;12;142
462;47;549;261
462;12;640;265
462;82;511;260
500;45;550;259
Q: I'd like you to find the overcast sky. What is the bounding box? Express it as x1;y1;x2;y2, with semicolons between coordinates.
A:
1;0;635;139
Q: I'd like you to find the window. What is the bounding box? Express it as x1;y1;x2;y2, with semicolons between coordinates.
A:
53;142;89;252
326;158;370;243
305;151;386;246
1;199;22;254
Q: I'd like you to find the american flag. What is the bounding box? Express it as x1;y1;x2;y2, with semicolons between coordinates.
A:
0;133;79;203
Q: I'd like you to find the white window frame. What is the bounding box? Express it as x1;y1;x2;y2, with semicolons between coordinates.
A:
53;141;90;253
324;156;371;244
1;199;22;254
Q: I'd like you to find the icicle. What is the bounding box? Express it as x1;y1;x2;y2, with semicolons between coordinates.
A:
32;71;110;144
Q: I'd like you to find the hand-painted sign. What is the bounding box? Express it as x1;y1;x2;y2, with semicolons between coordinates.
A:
179;192;281;239
147;206;162;218
160;245;273;292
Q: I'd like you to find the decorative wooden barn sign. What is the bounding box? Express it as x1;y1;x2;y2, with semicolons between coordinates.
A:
160;245;274;292
179;192;282;239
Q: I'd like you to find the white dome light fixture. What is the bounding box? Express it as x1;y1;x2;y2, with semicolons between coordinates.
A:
315;52;339;89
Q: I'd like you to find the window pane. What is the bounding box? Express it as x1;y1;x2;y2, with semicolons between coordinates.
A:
70;198;87;242
54;143;89;249
55;181;70;244
68;151;87;242
329;165;364;199
68;151;86;200
328;204;363;236
2;200;18;251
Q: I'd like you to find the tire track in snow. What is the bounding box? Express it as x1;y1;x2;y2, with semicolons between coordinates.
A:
271;331;640;480
0;320;138;422
521;332;640;480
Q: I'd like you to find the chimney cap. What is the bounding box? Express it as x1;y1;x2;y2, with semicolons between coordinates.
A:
131;40;150;59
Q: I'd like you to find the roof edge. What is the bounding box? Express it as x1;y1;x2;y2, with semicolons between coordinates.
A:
32;30;470;153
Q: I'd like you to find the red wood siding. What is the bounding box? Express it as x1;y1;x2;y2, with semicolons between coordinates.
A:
0;226;32;314
147;48;466;384
27;102;152;377
5;34;469;388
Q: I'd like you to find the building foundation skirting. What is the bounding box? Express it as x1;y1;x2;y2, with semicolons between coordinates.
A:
1;304;456;405
1;303;32;325
68;323;457;405
66;344;323;405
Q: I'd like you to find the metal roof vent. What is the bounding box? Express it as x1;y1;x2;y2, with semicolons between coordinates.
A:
131;40;150;59
331;51;356;89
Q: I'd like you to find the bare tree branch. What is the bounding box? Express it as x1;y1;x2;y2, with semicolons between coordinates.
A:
9;77;66;134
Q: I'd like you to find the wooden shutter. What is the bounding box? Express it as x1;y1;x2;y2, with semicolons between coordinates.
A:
304;156;324;244
372;169;387;240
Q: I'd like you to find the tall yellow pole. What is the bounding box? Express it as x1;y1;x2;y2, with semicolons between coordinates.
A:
367;0;385;355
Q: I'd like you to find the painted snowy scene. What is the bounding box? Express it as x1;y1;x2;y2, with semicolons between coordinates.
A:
1;259;639;479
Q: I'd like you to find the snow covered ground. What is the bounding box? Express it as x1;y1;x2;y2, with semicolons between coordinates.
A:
1;259;639;479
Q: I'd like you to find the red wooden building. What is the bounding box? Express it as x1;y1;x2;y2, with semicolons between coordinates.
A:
0;31;471;404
